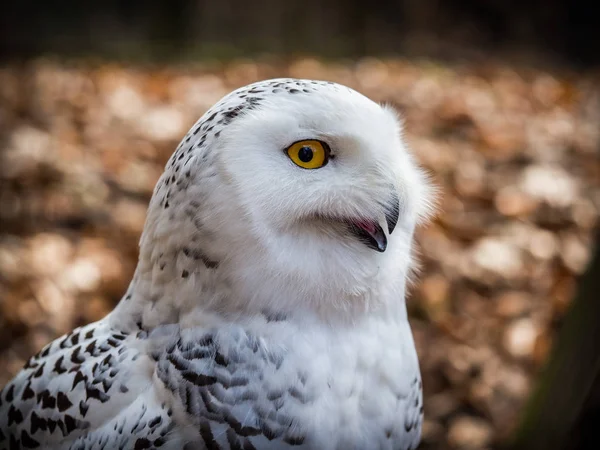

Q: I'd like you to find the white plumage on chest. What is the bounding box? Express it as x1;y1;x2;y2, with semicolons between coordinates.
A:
149;312;422;450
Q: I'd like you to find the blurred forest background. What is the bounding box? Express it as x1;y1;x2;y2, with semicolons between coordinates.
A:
0;1;599;449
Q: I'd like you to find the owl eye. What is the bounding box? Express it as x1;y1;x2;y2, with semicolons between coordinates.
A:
286;140;330;169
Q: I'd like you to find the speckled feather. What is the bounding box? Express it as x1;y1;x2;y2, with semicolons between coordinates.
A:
0;79;431;450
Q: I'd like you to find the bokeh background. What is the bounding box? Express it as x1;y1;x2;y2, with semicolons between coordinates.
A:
0;1;599;449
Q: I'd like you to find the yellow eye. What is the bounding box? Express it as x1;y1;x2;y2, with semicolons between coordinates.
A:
286;140;329;169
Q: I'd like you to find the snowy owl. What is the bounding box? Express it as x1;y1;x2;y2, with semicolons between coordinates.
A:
0;78;433;450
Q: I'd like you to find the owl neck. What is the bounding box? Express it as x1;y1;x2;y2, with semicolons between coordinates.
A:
110;234;413;332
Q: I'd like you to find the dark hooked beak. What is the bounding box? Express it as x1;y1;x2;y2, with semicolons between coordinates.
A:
348;190;401;253
384;190;400;235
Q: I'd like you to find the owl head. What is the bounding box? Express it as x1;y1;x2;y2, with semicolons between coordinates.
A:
136;79;434;321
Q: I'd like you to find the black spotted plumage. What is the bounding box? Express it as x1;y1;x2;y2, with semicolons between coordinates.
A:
0;321;153;448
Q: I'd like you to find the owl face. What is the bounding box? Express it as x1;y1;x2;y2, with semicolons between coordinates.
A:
222;83;427;243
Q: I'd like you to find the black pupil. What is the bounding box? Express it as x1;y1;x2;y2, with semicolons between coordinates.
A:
298;146;314;163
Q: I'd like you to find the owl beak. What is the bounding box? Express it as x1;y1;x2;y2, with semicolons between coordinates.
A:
384;190;400;235
348;220;388;252
347;190;400;252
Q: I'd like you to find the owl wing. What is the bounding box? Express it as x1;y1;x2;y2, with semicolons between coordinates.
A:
0;319;178;449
